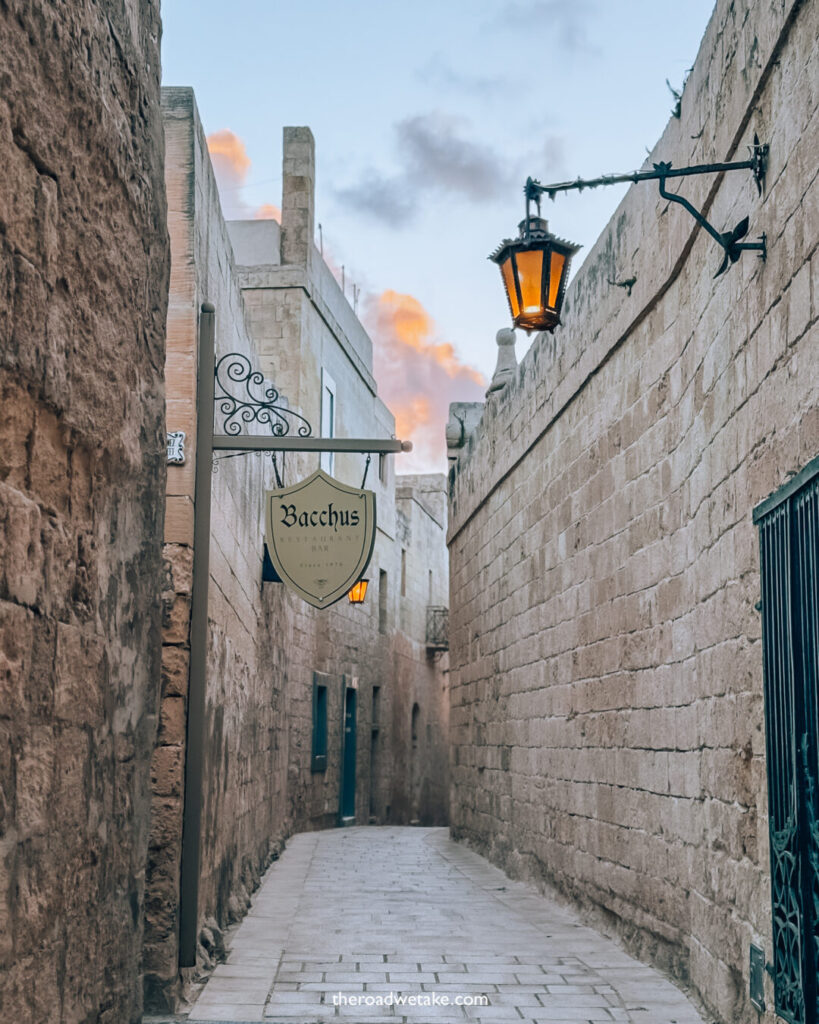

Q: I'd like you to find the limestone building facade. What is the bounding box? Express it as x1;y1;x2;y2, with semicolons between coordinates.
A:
145;87;450;1011
446;1;817;1022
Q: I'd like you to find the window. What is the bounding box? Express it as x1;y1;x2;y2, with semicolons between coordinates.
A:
320;369;336;474
755;456;819;1023
371;685;381;728
379;569;388;633
401;549;407;597
311;673;328;772
379;453;388;485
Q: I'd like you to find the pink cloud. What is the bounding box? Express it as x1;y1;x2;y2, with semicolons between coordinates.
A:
206;129;279;222
364;290;486;473
254;203;281;222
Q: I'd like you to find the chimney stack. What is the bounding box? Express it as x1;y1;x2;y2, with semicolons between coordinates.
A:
280;126;315;268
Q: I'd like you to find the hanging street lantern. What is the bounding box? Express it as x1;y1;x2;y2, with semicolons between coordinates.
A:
348;578;369;604
493;137;769;335
489;211;580;334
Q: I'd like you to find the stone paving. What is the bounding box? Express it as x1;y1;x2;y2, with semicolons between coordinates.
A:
178;827;705;1024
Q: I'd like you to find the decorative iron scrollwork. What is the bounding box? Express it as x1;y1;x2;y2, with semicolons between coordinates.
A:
771;820;806;1023
802;735;819;1015
214;353;313;438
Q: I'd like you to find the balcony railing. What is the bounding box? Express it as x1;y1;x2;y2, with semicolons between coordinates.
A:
426;606;449;651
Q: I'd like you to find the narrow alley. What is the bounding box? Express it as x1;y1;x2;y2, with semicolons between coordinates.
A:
153;827;705;1024
3;3;818;1023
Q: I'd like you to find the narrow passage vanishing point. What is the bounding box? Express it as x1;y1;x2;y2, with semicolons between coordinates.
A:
166;827;705;1024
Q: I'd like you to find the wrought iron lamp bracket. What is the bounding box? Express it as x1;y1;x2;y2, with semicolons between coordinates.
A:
526;135;768;278
214;352;314;438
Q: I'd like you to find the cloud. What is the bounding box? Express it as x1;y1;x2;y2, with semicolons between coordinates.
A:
364;290;486;472
206;130;252;218
207;129;251;180
254;203;281;222
398;114;508;200
335;171;417;226
206;129;279;221
488;0;597;51
414;55;513;100
334;113;511;225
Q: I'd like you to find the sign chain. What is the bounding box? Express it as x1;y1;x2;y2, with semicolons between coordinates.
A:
271;451;284;489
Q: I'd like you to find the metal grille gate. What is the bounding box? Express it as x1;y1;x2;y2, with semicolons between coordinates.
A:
756;459;819;1024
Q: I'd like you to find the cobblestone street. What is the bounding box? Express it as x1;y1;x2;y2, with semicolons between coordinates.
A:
169;827;705;1024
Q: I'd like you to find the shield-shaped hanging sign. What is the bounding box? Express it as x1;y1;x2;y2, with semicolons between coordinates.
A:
264;469;376;609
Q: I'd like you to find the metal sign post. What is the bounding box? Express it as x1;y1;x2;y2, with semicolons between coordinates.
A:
176;303;411;968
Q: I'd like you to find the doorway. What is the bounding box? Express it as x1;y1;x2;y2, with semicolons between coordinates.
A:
410;702;421;823
369;686;380;821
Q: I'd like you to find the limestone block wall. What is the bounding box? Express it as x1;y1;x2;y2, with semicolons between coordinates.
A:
447;1;817;1021
0;3;169;1022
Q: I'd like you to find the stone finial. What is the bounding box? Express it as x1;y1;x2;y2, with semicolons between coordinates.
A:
486;328;517;396
280;126;315;268
445;411;466;452
446;402;485;463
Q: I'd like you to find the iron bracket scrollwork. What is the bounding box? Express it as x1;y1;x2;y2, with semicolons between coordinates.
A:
214;353;313;438
525;134;768;278
655;162;765;277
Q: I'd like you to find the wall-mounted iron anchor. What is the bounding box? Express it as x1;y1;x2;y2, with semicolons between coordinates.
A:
525;134;770;280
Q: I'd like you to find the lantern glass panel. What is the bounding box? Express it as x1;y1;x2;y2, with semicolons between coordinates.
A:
548;250;565;310
500;255;520;319
516;248;544;314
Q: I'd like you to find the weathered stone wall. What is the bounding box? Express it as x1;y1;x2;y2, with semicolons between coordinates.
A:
447;1;817;1021
0;3;168;1022
147;97;451;1010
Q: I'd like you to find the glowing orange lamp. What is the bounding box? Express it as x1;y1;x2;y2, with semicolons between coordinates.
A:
490;215;580;333
348;579;369;604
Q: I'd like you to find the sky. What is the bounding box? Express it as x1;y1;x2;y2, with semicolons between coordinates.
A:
161;0;717;472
